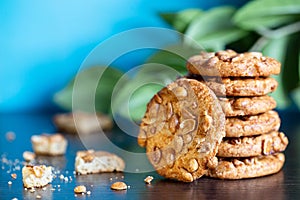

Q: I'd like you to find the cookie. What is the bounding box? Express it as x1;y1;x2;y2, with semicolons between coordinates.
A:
206;153;285;179
188;75;278;97
22;165;53;188
187;49;281;77
75;150;125;174
138;78;225;182
217;131;288;157
219;95;276;117
31;133;68;156
53;111;113;134
226;110;280;137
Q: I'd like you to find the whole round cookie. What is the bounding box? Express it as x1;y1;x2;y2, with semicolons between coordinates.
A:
226;110;281;137
189;76;278;97
138;78;225;182
206;153;285;179
219;95;276;117
217;131;288;158
187;49;281;77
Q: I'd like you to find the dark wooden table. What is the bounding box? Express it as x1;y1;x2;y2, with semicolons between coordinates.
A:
1;111;300;200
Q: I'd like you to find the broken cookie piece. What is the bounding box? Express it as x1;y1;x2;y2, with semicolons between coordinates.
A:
75;150;125;175
22;165;53;188
31;133;67;156
53;111;113;134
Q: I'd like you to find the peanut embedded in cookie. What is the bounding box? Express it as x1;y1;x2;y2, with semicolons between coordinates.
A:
138;78;225;182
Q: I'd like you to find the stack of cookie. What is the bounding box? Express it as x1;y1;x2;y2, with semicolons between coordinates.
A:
187;49;289;179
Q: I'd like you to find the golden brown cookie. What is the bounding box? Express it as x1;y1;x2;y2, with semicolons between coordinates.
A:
138;78;225;182
187;49;281;77
226;110;281;137
219;95;276;117
188;75;278;97
206;153;285;179
217;131;288;157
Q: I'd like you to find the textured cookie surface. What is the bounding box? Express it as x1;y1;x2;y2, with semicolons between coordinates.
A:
138;78;225;182
187;49;281;77
226;110;281;137
22;165;53;188
188;75;278;97
206;153;285;179
75;150;125;174
219;95;276;117
31;133;68;156
53;111;113;134
217;131;288;157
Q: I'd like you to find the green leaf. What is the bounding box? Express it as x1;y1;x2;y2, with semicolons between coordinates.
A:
54;66;125;114
146;43;202;74
288;43;300;109
111;75;164;122
160;9;203;33
112;62;184;122
184;6;247;50
194;28;248;51
262;36;290;109
129;84;163;121
226;32;260;52
234;0;300;30
135;63;182;84
282;33;300;92
240;15;298;30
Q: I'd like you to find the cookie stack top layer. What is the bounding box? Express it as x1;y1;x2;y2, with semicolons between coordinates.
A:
186;49;281;77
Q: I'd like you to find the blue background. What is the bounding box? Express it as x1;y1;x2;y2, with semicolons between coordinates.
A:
0;0;247;113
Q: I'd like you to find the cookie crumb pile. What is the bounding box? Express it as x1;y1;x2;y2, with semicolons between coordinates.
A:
187;50;288;179
138;49;288;181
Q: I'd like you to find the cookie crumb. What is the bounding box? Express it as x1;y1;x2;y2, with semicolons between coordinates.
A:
87;191;91;195
144;176;154;184
111;181;127;190
23;151;35;162
11;173;17;179
36;195;42;199
6;131;16;141
74;185;86;194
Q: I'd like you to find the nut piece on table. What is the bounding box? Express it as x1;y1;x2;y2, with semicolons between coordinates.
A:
53;111;113;134
11;173;17;179
75;150;125;175
144;176;154;184
31;133;67;156
111;181;127;190
22;165;53;188
74;185;87;194
23;151;36;162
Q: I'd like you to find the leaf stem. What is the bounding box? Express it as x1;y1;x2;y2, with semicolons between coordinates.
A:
256;21;300;39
